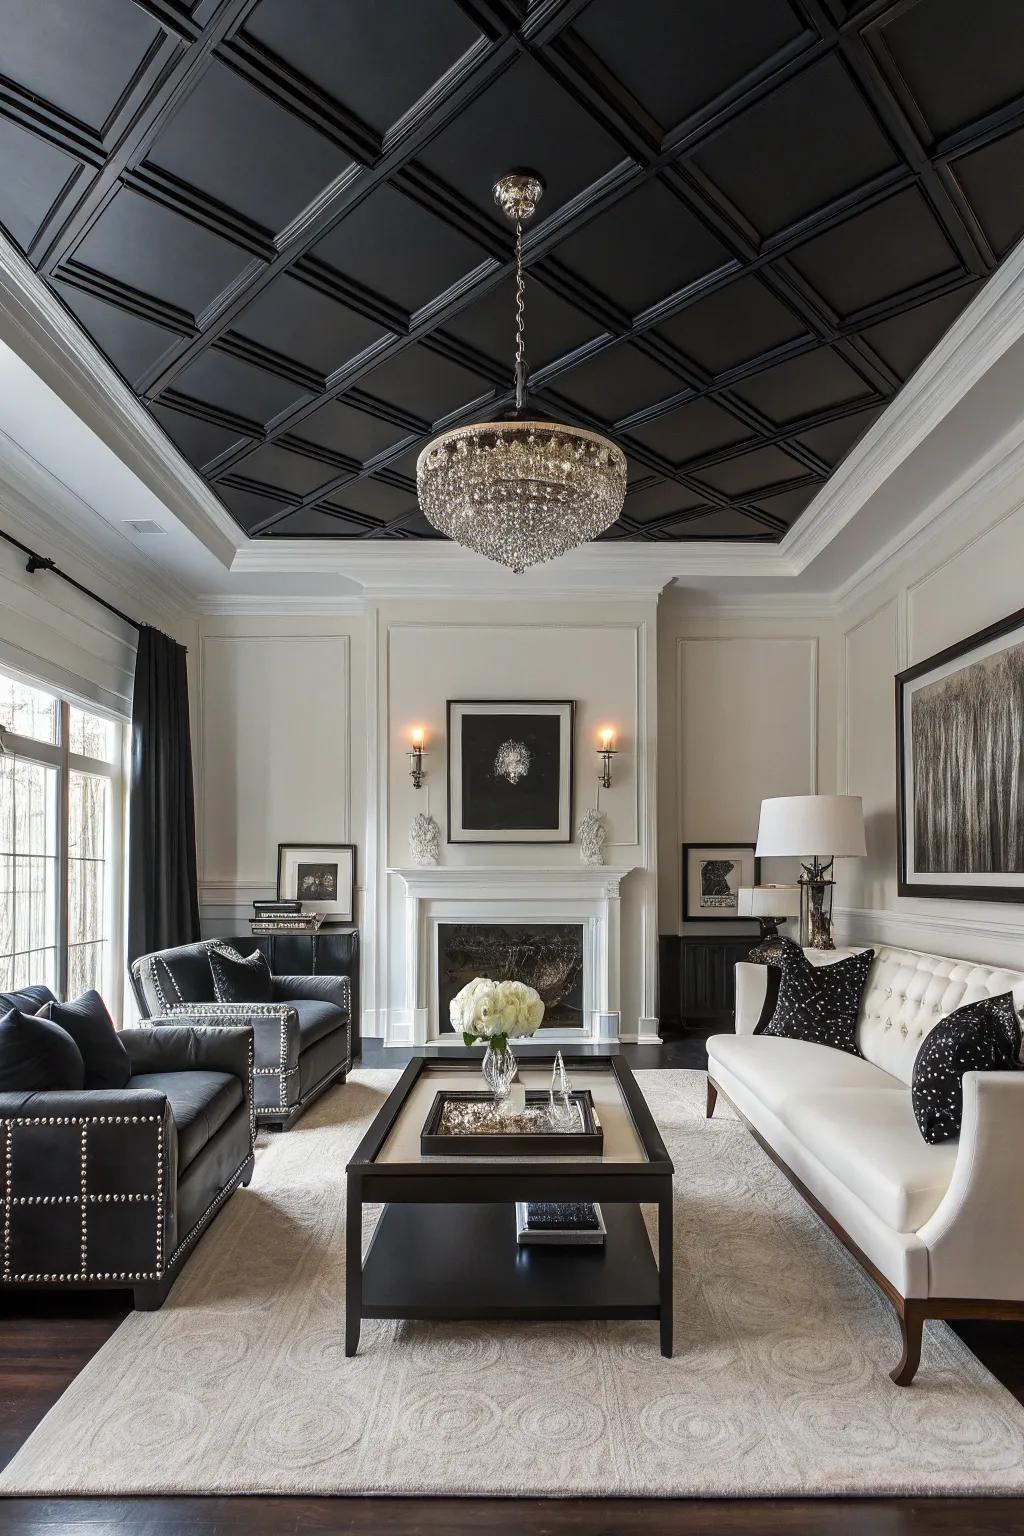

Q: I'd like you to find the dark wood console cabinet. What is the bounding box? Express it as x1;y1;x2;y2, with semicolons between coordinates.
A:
659;933;757;1030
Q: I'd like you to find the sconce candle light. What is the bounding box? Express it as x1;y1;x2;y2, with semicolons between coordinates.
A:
597;727;618;789
408;726;427;790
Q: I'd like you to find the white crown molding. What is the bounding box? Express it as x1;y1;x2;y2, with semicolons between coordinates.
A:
194;593;369;616
0;431;190;631
833;419;1024;612
781;235;1024;575
665;591;835;621
231;538;785;597
0;234;240;569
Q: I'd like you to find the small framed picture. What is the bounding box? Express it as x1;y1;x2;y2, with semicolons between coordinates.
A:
682;843;760;921
277;843;356;922
447;699;575;844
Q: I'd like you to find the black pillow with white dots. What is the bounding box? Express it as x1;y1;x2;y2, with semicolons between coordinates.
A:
761;946;874;1056
911;992;1022;1144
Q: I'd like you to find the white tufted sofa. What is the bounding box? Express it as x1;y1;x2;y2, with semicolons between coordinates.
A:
706;944;1024;1385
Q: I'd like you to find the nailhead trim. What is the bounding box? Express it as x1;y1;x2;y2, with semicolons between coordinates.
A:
168;1003;294;1109
3;1112;165;1282
132;941;219;1017
164;1154;250;1272
1;1027;252;1288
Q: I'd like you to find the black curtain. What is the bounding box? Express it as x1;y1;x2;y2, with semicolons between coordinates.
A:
127;626;200;962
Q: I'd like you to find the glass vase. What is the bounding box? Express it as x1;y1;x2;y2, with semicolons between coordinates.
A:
482;1040;518;1105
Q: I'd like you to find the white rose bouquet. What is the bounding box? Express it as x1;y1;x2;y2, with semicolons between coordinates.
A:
450;976;545;1053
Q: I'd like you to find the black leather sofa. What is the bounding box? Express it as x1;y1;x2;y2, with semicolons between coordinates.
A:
130;939;352;1130
0;984;254;1309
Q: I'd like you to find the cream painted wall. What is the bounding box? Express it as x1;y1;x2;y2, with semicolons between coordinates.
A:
194;615;367;946
835;469;1024;968
656;598;836;936
374;599;659;1042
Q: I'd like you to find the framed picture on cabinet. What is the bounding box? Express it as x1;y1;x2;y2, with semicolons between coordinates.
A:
447;699;575;843
682;842;760;921
897;604;1024;901
277;843;356;921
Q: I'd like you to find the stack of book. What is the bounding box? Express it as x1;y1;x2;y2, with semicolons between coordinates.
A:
249;900;325;935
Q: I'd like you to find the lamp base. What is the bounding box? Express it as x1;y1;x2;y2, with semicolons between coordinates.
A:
798;861;836;950
747;918;790;966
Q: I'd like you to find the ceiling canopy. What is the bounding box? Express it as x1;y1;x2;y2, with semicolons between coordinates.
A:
0;0;1021;549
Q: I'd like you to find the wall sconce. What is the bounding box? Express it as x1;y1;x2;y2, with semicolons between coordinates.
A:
597;726;618;789
407;726;427;789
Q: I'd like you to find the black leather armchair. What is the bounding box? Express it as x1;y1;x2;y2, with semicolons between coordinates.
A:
0;999;254;1310
131;940;352;1130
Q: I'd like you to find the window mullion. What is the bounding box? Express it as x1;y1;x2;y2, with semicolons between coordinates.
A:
57;699;70;1000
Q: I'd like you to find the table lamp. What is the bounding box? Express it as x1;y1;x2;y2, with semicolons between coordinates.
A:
755;795;866;950
737;885;801;964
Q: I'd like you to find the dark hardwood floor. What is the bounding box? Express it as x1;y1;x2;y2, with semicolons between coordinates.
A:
3;1028;1024;1535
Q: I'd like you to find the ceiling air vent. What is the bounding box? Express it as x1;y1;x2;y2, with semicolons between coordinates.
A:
123;519;166;535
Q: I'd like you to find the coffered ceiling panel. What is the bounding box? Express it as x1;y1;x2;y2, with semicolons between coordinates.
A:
0;0;1022;549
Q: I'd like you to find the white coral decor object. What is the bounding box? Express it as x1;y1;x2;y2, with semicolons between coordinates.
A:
409;810;441;866
449;976;545;1047
579;807;606;866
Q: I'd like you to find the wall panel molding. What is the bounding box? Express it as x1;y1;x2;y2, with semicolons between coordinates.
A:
197;631;351;888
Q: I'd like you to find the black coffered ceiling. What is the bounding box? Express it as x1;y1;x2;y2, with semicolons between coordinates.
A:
2;1;1024;547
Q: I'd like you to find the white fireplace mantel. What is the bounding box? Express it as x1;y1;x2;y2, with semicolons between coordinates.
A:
388;866;635;898
386;865;637;1045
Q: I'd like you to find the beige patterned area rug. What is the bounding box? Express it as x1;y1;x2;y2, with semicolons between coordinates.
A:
4;1068;1024;1498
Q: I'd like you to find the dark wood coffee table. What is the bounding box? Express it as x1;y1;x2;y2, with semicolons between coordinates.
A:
345;1050;674;1357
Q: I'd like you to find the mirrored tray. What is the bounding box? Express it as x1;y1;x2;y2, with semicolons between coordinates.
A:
420;1089;604;1157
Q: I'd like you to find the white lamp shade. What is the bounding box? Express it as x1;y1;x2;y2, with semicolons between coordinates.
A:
737;884;801;919
756;794;866;858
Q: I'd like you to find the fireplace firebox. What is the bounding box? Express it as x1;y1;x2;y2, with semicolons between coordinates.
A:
437;922;584;1032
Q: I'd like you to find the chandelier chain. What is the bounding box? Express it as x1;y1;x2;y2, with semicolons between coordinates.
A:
514;219;526;409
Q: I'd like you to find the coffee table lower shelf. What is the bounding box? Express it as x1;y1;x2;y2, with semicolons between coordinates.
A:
350;1201;664;1349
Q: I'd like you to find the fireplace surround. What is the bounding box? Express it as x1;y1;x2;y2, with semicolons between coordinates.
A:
388;866;636;1045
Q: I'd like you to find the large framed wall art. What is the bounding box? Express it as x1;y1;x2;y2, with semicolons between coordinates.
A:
897;605;1024;901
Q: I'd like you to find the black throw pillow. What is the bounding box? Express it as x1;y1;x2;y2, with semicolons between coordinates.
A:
0;1007;85;1092
37;991;130;1090
911;993;1022;1144
761;946;874;1055
209;944;273;1004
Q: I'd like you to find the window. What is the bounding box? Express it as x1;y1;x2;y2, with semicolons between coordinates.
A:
0;670;124;1005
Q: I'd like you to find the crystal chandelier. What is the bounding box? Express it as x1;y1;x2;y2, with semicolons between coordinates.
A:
417;171;627;573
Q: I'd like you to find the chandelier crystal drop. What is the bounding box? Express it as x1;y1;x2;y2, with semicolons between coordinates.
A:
417;171;627;574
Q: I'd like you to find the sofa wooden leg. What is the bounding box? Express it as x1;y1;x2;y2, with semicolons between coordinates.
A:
891;1302;924;1386
706;1078;718;1119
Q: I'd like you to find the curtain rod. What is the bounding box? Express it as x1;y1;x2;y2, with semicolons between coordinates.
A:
0;528;143;633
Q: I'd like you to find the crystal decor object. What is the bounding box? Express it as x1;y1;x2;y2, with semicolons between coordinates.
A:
482;1040;518;1104
549;1050;575;1130
417;171;627;573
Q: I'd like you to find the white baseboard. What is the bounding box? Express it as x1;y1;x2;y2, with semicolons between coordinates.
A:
360;1009;385;1040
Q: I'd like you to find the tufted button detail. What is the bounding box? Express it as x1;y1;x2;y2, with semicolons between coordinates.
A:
884;1020;892;1030
900;1023;908;1036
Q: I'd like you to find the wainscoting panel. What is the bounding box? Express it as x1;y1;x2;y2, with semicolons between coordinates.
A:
198;633;351;894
